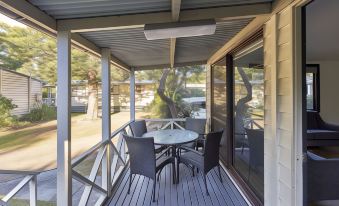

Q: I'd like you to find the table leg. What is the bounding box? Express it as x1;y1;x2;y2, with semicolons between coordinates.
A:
172;145;177;184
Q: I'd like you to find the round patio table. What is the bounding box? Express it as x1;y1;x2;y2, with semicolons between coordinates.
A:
142;129;199;184
142;129;199;145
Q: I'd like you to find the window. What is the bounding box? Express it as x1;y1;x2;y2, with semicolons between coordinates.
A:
306;64;320;111
233;40;264;202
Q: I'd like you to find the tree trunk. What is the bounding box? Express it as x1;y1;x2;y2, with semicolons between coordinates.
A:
157;69;178;118
86;70;98;120
234;67;252;134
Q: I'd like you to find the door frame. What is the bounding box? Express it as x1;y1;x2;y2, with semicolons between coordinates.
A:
293;1;313;205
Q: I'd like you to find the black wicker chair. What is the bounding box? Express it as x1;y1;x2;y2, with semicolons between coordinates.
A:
177;130;223;195
130;120;165;153
123;134;173;202
184;117;207;150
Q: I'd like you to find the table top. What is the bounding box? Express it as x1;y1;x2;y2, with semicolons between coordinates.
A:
142;129;199;145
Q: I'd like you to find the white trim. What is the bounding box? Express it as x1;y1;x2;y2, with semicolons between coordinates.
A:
220;162;252;206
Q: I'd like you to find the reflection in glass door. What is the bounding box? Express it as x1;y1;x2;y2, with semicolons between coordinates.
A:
211;58;228;163
233;41;264;202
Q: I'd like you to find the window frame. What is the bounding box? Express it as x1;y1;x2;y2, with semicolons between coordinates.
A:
306;64;320;111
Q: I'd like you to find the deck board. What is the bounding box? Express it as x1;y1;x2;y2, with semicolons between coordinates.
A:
107;164;248;206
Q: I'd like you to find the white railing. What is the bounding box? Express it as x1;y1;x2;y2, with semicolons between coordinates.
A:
0;118;188;206
71;120;133;206
0;170;39;206
144;118;186;130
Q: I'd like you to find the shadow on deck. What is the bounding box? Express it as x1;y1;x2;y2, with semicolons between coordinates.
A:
107;164;248;206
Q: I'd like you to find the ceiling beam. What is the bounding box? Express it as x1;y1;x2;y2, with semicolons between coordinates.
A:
0;0;130;71
170;0;181;68
134;60;207;71
57;3;272;32
170;38;176;68
0;0;56;32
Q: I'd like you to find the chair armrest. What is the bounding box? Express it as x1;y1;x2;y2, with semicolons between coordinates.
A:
323;122;339;131
179;146;204;156
156;147;171;160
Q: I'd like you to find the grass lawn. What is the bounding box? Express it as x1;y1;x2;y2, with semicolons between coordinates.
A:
0;111;148;171
2;199;55;206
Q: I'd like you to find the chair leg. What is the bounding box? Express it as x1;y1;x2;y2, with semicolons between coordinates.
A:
203;174;209;196
152;179;156;202
128;174;132;194
218;165;223;183
157;167;163;181
192;166;195;177
172;161;176;184
177;162;180;184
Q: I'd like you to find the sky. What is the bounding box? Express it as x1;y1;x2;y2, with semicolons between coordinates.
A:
0;13;26;27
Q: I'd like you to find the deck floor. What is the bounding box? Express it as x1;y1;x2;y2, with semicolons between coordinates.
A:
107;164;248;206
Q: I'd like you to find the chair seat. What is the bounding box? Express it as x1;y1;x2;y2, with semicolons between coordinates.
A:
307;129;339;140
180;151;204;169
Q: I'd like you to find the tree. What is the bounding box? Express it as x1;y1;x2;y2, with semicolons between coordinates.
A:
86;70;99;119
0;23;101;84
137;65;205;118
234;67;252;135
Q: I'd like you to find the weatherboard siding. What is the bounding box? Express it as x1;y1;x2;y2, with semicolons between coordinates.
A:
0;69;43;116
264;5;295;206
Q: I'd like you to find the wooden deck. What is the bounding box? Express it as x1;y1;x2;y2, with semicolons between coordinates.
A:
107;164;248;206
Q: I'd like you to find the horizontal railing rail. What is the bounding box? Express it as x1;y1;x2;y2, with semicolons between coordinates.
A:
0;170;39;206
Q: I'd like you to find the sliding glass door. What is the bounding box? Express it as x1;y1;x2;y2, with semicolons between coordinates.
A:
210;37;264;204
233;41;264;202
211;58;228;163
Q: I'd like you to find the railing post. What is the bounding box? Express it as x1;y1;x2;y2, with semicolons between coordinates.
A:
101;48;112;196
56;30;72;206
29;175;37;206
130;68;135;121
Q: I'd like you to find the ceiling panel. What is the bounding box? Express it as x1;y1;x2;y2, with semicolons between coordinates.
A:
175;18;253;64
28;0;171;19
80;27;170;67
181;0;272;10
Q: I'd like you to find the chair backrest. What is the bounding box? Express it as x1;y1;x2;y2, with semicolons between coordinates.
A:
123;134;156;179
204;130;223;173
130;120;147;137
185;118;206;137
307;151;339;202
245;128;264;168
307;111;322;129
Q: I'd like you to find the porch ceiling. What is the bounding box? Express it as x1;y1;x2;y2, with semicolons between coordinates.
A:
79;18;252;68
0;0;272;70
28;0;271;20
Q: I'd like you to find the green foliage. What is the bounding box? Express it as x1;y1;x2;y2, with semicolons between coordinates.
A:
0;22;105;84
144;94;171;118
0;95;18;127
139;66;206;118
21;103;56;122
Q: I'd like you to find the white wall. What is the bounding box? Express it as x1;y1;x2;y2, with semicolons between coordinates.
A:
308;61;339;125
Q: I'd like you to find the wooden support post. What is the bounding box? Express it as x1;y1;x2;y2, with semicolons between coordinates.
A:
130;68;135;121
56;30;72;206
101;48;112;195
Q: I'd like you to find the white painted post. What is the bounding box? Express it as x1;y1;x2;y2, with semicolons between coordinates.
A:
101;48;112;195
130;68;135;121
56;30;72;206
29;175;37;206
